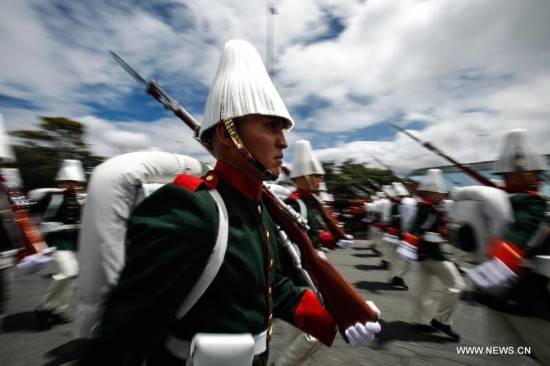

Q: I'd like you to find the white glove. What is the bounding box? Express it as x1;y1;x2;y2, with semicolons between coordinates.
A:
16;246;57;274
344;300;381;347
336;234;354;249
465;258;519;297
466;239;526;297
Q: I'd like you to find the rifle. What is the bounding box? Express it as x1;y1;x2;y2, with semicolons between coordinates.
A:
0;179;49;259
370;155;422;198
110;52;377;342
390;123;498;188
367;178;382;191
281;165;349;243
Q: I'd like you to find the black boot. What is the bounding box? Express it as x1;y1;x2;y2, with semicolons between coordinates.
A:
51;312;74;325
430;319;460;342
35;310;53;330
389;276;409;290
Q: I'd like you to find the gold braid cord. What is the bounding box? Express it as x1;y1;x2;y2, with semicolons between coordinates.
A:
223;119;255;161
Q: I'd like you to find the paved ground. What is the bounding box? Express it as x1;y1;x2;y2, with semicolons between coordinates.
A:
0;237;541;365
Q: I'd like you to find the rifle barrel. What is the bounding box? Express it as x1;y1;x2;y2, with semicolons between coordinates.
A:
390;123;497;188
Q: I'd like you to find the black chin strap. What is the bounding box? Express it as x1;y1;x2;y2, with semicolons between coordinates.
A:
223;119;276;181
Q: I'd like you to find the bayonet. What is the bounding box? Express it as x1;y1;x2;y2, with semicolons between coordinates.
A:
110;51;201;138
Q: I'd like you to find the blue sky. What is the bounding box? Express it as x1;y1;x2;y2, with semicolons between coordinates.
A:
1;0;549;176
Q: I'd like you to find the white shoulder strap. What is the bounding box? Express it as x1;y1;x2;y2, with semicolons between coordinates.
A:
175;189;229;319
296;198;307;219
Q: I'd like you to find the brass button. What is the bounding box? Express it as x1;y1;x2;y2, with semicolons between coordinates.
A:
269;259;274;269
266;231;270;240
257;205;262;214
268;287;272;295
206;175;214;181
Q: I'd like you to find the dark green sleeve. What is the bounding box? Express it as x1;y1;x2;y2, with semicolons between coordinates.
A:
97;184;219;353
409;203;436;236
502;193;546;250
284;197;321;248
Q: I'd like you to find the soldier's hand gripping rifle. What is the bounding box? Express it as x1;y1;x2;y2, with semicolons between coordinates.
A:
110;52;378;342
390;123;498;188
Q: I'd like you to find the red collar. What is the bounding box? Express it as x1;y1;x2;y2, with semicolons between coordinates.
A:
212;161;263;201
295;187;314;199
502;186;539;195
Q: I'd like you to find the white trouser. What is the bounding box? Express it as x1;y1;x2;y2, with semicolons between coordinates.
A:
373;229;384;248
483;307;549;366
387;244;411;279
35;250;79;313
414;259;466;325
270;321;321;366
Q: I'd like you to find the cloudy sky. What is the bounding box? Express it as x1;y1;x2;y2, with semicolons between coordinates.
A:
1;0;549;176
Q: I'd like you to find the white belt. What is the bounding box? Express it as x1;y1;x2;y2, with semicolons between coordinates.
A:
383;233;400;244
422;231;444;243
165;330;268;361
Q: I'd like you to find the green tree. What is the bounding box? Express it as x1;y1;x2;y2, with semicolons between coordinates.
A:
323;159;396;199
8;116;105;190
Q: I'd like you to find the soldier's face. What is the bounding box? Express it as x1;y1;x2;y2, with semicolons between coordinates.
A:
504;171;543;191
237;114;288;181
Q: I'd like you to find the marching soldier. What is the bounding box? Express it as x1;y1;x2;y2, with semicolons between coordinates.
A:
400;169;466;341
271;139;353;366
375;190;392;269
284;139;353;253
0;115;23;324
384;182;416;290
0;115;54;324
78;39;380;365
466;128;550;364
32;159;86;330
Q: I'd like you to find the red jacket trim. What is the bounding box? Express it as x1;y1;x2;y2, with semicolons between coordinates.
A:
294;290;336;346
173;174;210;192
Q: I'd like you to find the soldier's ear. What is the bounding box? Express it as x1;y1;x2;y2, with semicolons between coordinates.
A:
214;123;233;147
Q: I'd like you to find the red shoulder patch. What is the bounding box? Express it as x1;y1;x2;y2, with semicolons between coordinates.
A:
289;193;300;200
173;174;206;192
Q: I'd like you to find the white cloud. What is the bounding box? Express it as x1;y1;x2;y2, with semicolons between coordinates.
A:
0;0;548;178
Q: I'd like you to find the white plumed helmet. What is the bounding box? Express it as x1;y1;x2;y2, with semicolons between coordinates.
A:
493;128;548;175
56;159;86;182
290;139;325;178
0;114;16;163
392;182;409;196
1;168;23;188
382;184;396;198
199;39;294;141
418;168;448;193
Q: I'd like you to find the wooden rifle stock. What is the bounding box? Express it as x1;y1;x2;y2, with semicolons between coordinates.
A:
0;183;49;259
110;52;378;341
309;195;349;242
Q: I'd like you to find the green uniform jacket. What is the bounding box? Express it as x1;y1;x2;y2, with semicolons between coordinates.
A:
501;191;547;251
94;162;335;365
478;189;550;319
36;190;80;251
279;189;330;286
409;202;449;261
